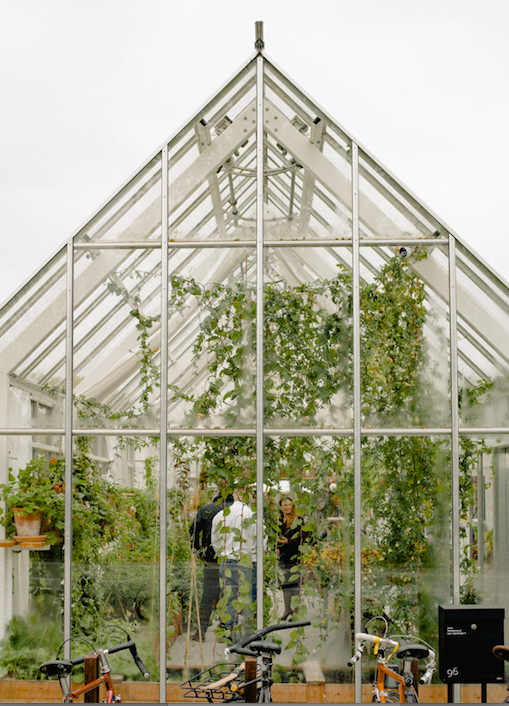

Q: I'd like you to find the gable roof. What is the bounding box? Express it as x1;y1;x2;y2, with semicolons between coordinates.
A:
2;50;508;416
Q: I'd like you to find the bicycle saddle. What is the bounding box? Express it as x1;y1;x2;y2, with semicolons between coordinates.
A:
248;640;282;655
39;659;74;677
396;644;430;660
493;645;509;662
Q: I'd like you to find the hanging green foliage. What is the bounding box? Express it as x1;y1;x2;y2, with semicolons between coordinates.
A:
165;252;491;642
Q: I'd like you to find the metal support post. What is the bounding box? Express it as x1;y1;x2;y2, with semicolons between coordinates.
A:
449;235;460;601
64;240;74;660
448;235;461;704
159;147;169;704
255;50;265;630
352;142;362;703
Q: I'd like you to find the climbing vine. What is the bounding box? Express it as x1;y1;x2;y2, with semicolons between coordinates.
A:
164;251;492;645
1;251;495;678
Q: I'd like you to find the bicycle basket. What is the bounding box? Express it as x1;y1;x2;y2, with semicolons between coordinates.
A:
180;663;246;701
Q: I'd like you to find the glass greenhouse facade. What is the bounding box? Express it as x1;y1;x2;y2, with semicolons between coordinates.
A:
1;39;509;702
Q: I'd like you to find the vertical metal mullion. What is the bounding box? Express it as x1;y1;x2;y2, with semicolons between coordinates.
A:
449;234;461;704
255;51;265;631
352;143;362;703
63;240;74;661
159;148;169;704
449;234;460;602
477;456;485;576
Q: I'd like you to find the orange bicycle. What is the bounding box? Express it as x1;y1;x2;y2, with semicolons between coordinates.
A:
492;645;509;703
349;618;436;703
39;630;149;703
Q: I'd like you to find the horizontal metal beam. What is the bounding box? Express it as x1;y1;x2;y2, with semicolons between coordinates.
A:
2;427;507;437
73;238;447;249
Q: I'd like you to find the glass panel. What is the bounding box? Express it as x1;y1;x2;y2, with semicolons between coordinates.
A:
167;247;256;430
359;151;443;240
73;245;161;430
71;436;160;693
167;66;257;243
469;433;509;621
0;436;65;681
166;435;257;672
359;245;450;429
264;245;353;430
456;244;509;428
0;248;67;427
167;61;256;181
165;434;349;685
263;73;352;243
360;435;451;687
273;434;353;682
75;154;162;245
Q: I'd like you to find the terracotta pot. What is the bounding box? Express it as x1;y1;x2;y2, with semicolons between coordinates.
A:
12;508;43;537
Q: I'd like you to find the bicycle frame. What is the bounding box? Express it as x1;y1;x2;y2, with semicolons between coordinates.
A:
62;649;116;703
349;629;435;704
493;645;509;703
180;620;311;703
374;659;418;703
40;633;149;704
65;671;114;703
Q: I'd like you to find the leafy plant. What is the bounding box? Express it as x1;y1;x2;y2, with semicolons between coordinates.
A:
0;614;63;680
164;252;492;646
0;457;65;543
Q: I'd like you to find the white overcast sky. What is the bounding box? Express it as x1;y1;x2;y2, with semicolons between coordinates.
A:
1;0;508;306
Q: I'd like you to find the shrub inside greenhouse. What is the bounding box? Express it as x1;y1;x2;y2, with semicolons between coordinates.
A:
0;29;508;703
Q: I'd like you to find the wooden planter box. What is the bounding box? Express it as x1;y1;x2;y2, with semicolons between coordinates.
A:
1;679;508;703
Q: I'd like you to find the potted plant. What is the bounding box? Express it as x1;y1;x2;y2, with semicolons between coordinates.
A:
0;457;65;547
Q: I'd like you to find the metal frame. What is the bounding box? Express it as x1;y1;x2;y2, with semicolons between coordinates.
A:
255;49;265;631
1;35;507;706
352;141;362;702
159;145;169;703
63;240;74;659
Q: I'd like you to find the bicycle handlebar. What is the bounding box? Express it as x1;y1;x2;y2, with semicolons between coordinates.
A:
63;639;149;679
348;631;436;684
347;642;365;667
419;652;436;685
355;632;400;650
109;640;150;679
226;621;311;658
348;632;399;666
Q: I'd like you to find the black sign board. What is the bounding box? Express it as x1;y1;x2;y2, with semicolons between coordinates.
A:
438;605;505;684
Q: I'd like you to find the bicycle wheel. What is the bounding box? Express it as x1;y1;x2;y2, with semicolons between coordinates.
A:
257;684;272;703
385;689;400;703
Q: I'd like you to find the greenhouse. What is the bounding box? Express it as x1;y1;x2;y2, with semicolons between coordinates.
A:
1;24;509;703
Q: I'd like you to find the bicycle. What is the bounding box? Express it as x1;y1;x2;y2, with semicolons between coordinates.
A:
492;644;509;703
39;630;149;703
180;619;311;703
349;618;436;703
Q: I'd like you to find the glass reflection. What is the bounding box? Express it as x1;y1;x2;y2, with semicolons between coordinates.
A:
167;247;256;429
359;245;450;429
360;435;451;688
465;434;509;614
73;245;162;429
456;245;509;428
165;435;353;682
0;437;64;680
0;247;67;427
71;436;160;682
264;245;353;429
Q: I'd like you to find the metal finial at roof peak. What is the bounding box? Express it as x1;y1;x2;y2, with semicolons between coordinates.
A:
255;21;264;52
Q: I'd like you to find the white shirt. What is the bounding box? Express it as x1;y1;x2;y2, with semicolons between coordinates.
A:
211;500;257;561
